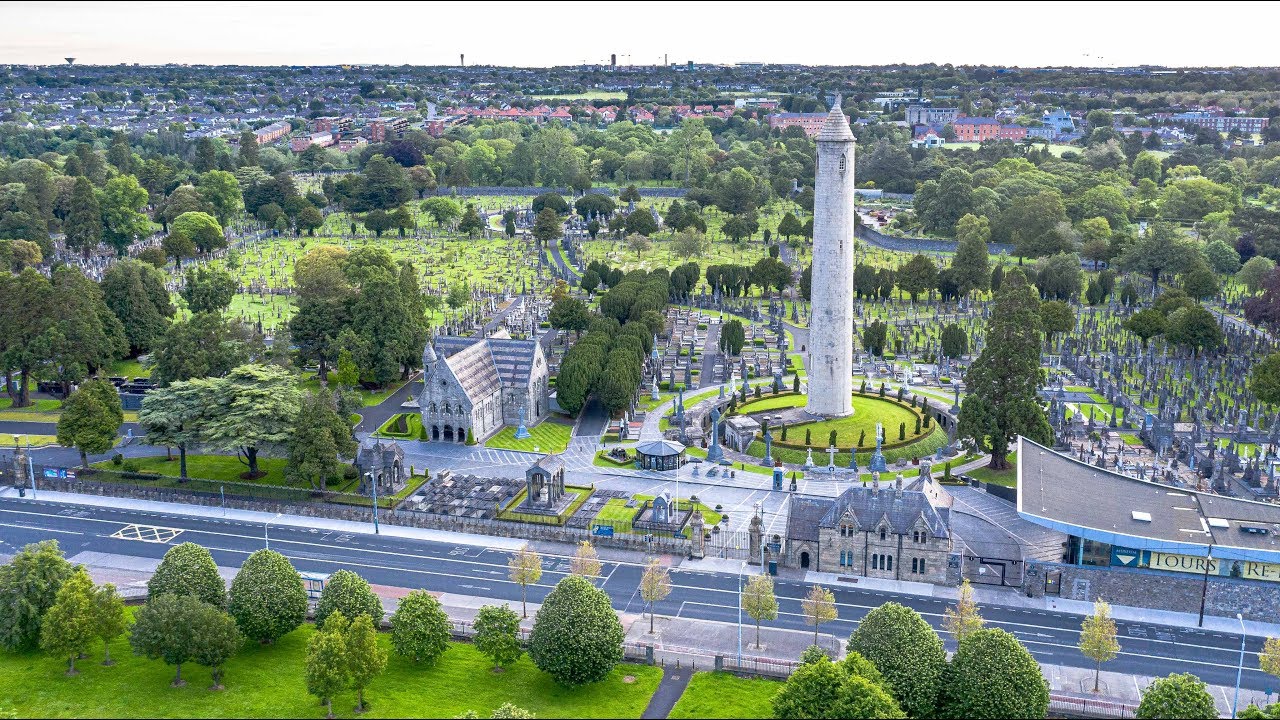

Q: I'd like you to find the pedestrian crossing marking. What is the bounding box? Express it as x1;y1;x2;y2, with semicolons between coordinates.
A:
110;524;184;544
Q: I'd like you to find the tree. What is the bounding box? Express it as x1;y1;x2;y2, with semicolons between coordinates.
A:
101;259;176;355
490;703;535;719
862;319;888;357
639;559;672;634
1204;238;1242;275
626;232;651;257
90;582;127;666
357;154;412;211
742;573;778;650
1136;673;1217;720
569;540;602;581
287;390;356;492
305;610;350;719
55;379;123;468
778;211;803;241
473;604;523;671
1166;305;1223;355
720;319;746;356
528;576;624;687
548;298;590;337
1124;309;1168;349
63;176;101;257
625;209;659;238
671;229;707;259
1239;256;1277;294
297;204;325;235
190;602;242;690
0;540;75;652
773;652;904;720
346;613;387;713
227;549;308;644
137;381;206;479
1118;223;1200;288
1039;300;1076;344
800;584;837;647
197;170;243;225
200;364;300;477
1260;637;1280;689
896;254;938;302
99;174;152;255
940;628;1049;719
40;567;97;675
129;593;208;687
942;579;985;645
390;589;450;665
1182;266;1220;300
848;601;947;719
458;203;485;236
314;569;383;628
958;271;1052;470
422;196;462;228
238;129;260;167
1036;252;1083;301
148;542;226;608
181;266;237;315
171;211;225;253
150;313;249;387
508;546;543;619
940;323;968;359
161;231;196;264
952;214;992;298
1079;599;1121;693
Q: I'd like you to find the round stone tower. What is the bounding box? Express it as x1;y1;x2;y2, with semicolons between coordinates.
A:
805;96;857;418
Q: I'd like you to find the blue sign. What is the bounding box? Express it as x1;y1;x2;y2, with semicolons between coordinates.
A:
1110;546;1142;567
592;525;614;537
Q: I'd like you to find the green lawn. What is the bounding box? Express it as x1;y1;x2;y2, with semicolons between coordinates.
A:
777;395;921;449
0;396;64;422
374;413;424;440
498;486;594;525
0;620;662;718
734;392;805;415
966;452;1018;487
669;672;781;719
92;454;291;485
299;378;408;408
107;358;152;380
592;495;723;534
486;421;573;454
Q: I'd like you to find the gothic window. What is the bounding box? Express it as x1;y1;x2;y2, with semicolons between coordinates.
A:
919;559;926;574
885;555;893;572
879;528;887;541
456;404;464;414
839;154;846;174
871;555;878;570
443;404;452;415
912;558;918;573
429;402;438;413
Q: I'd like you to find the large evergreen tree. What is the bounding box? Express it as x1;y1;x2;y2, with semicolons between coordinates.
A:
957;270;1052;469
63;176;102;257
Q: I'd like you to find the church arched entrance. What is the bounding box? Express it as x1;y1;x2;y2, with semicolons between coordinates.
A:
431;425;440;441
457;427;467;444
443;425;454;442
800;551;811;569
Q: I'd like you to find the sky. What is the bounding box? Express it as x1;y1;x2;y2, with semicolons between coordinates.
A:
4;1;1280;69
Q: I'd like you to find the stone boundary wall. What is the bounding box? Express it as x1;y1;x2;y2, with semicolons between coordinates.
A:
1023;560;1280;623
428;186;688;198
35;477;691;555
856;224;1017;256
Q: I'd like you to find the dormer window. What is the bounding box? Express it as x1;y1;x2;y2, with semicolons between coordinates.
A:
879;528;887;541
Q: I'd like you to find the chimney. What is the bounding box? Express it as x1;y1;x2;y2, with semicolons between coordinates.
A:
460;53;465;68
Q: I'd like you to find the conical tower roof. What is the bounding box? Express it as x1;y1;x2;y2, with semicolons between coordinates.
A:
817;94;855;142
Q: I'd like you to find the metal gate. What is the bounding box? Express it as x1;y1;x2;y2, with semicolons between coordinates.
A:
965;555;1023;587
1044;569;1063;596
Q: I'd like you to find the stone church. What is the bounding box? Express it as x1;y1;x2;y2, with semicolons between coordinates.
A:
418;331;550;443
785;471;955;584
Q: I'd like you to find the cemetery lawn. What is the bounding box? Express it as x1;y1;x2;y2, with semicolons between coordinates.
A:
782;395;921;447
107;358;151;379
0;619;662;719
735;392;805;414
485;420;573;454
498;486;594;525
593;495;723;534
967;452;1018;487
0;397;63;422
668;672;781;719
90;454;291;485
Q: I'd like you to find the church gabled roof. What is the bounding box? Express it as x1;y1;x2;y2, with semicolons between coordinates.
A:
433;335;541;390
444;340;502;401
817;94;856;143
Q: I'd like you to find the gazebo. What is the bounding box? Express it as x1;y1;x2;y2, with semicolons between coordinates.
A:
636;439;686;471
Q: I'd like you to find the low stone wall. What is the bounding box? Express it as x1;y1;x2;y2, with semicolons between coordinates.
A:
1023;560;1280;623
37;477;691;555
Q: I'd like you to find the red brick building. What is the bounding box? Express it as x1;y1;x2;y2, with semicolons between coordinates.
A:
952;117;1000;142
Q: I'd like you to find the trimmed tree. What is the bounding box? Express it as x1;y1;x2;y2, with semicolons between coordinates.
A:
1136;673;1217;720
390;589;451;665
190;602;243;690
314;569;383;628
772;653;905;720
0;540;75;652
39;567;97;675
939;628;1049;719
569;541;602;581
528;575;624;687
742;573;779;650
227;549;308;644
346;613;388;713
507;546;543;619
639;559;672;634
1079;599;1121;693
848;602;947;719
800;584;838;648
91;583;127;665
129;593;206;687
942;579;985;645
148;542;226;609
55;379;124;468
306;610;350;719
473;604;523;671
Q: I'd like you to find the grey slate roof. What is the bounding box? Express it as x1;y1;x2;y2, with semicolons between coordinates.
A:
445;340;502;401
531;453;565;475
636;439;686;456
433;335;540;390
787;480;952;543
787;496;835;543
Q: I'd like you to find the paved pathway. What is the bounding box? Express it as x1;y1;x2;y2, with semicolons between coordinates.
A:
641;667;694;719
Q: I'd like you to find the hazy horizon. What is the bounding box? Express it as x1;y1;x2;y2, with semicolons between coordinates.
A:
5;1;1280;69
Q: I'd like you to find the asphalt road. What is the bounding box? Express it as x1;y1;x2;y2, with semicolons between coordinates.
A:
0;495;1271;692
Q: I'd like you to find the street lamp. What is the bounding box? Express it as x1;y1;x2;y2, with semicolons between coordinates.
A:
736;559;746;666
366;472;380;534
264;511;282;549
1233;613;1246;719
